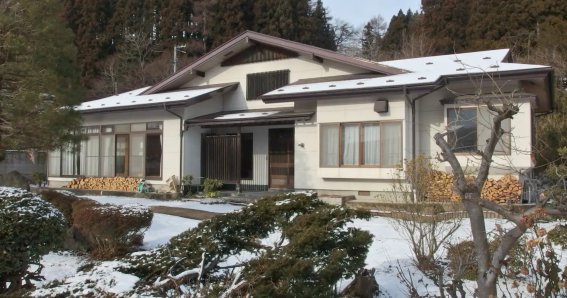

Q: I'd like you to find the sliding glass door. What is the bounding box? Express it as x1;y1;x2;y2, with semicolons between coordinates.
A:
115;134;129;176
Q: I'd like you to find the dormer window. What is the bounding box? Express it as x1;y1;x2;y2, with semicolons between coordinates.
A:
246;69;290;100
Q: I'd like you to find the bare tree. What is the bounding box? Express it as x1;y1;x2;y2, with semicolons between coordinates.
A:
388;155;462;298
361;16;387;61
333;19;360;56
433;84;567;296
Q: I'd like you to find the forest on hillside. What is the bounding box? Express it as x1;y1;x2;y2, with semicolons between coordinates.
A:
60;0;567;101
1;0;566;168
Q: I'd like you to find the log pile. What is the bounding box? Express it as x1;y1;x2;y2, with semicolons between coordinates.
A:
424;171;522;203
66;177;140;192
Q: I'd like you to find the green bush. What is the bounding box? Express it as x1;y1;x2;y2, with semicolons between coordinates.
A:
0;187;66;294
202;178;223;198
122;193;372;296
72;201;153;259
548;225;567;249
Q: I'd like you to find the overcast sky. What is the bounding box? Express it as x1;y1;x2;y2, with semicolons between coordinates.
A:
321;0;422;28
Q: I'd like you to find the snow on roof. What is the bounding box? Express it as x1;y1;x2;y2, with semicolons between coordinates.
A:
263;49;550;98
75;85;228;112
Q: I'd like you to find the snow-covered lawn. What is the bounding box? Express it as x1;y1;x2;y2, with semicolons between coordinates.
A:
31;196;567;297
83;195;243;213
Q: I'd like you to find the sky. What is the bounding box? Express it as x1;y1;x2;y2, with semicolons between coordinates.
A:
321;0;422;28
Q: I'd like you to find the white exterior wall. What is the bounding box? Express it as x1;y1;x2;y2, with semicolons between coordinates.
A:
181;55;370;187
417;89;534;177
48;109;181;191
184;56;368;112
294;95;408;198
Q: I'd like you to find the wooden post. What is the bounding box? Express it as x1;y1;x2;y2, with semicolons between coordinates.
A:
236;127;242;193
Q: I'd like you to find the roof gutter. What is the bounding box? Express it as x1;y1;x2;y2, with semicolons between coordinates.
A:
261;83;440;103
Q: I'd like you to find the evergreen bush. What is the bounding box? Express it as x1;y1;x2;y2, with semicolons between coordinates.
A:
548;224;567;249
122;193;372;296
0;187;66;294
202;178;223;197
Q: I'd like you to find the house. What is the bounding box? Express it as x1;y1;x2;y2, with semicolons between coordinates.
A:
47;31;554;200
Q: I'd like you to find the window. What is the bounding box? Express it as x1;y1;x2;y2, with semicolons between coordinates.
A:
145;134;162;177
320;122;402;167
447;107;511;154
50;122;163;178
246;70;290;100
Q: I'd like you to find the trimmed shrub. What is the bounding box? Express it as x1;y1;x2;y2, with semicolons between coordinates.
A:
0;187;66;294
447;239;500;281
447;241;477;280
72;202;153;259
41;190;80;224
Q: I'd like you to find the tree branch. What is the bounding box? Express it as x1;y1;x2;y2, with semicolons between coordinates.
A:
475;101;518;188
434;132;468;192
478;200;522;225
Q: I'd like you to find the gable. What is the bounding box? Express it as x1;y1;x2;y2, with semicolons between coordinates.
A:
141;31;405;95
221;44;298;67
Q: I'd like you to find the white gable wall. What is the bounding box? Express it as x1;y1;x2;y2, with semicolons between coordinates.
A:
184;55;371;111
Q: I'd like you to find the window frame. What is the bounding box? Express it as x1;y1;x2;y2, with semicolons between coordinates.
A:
319;120;403;168
445;105;512;156
52;122;164;179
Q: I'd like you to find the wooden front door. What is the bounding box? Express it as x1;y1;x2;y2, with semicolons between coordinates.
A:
269;128;294;189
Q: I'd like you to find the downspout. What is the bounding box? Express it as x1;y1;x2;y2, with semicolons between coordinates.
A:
164;104;184;192
404;83;447;202
403;82;448;161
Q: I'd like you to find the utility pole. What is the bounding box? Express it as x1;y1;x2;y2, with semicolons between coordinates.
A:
173;44;187;73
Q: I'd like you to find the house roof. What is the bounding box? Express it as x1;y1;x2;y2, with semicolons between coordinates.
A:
185;108;313;127
76;83;238;113
261;49;553;106
140;31;406;95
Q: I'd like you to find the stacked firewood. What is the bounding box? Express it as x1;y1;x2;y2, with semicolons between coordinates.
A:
481;175;523;203
66;177;140;192
424;171;522;203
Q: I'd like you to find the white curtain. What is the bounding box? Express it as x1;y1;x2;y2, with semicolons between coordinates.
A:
129;134;145;177
382;123;402;166
342;124;359;165
80;135;99;176
48;149;61;176
321;125;339;166
100;135;115;177
363;124;380;165
61;144;76;175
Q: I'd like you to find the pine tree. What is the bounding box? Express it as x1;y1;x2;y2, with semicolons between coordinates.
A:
309;0;336;50
0;0;83;154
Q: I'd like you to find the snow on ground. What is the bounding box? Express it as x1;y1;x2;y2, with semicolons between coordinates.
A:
31;252;86;287
83;195;243;213
143;213;200;249
32;195;567;297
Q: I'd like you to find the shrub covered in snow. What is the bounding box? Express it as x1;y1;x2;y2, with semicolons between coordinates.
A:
121;193;372;296
73;200;153;259
0;187;66;294
41;190;80;224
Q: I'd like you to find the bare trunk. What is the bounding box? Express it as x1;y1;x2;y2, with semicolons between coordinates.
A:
462;193;497;298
